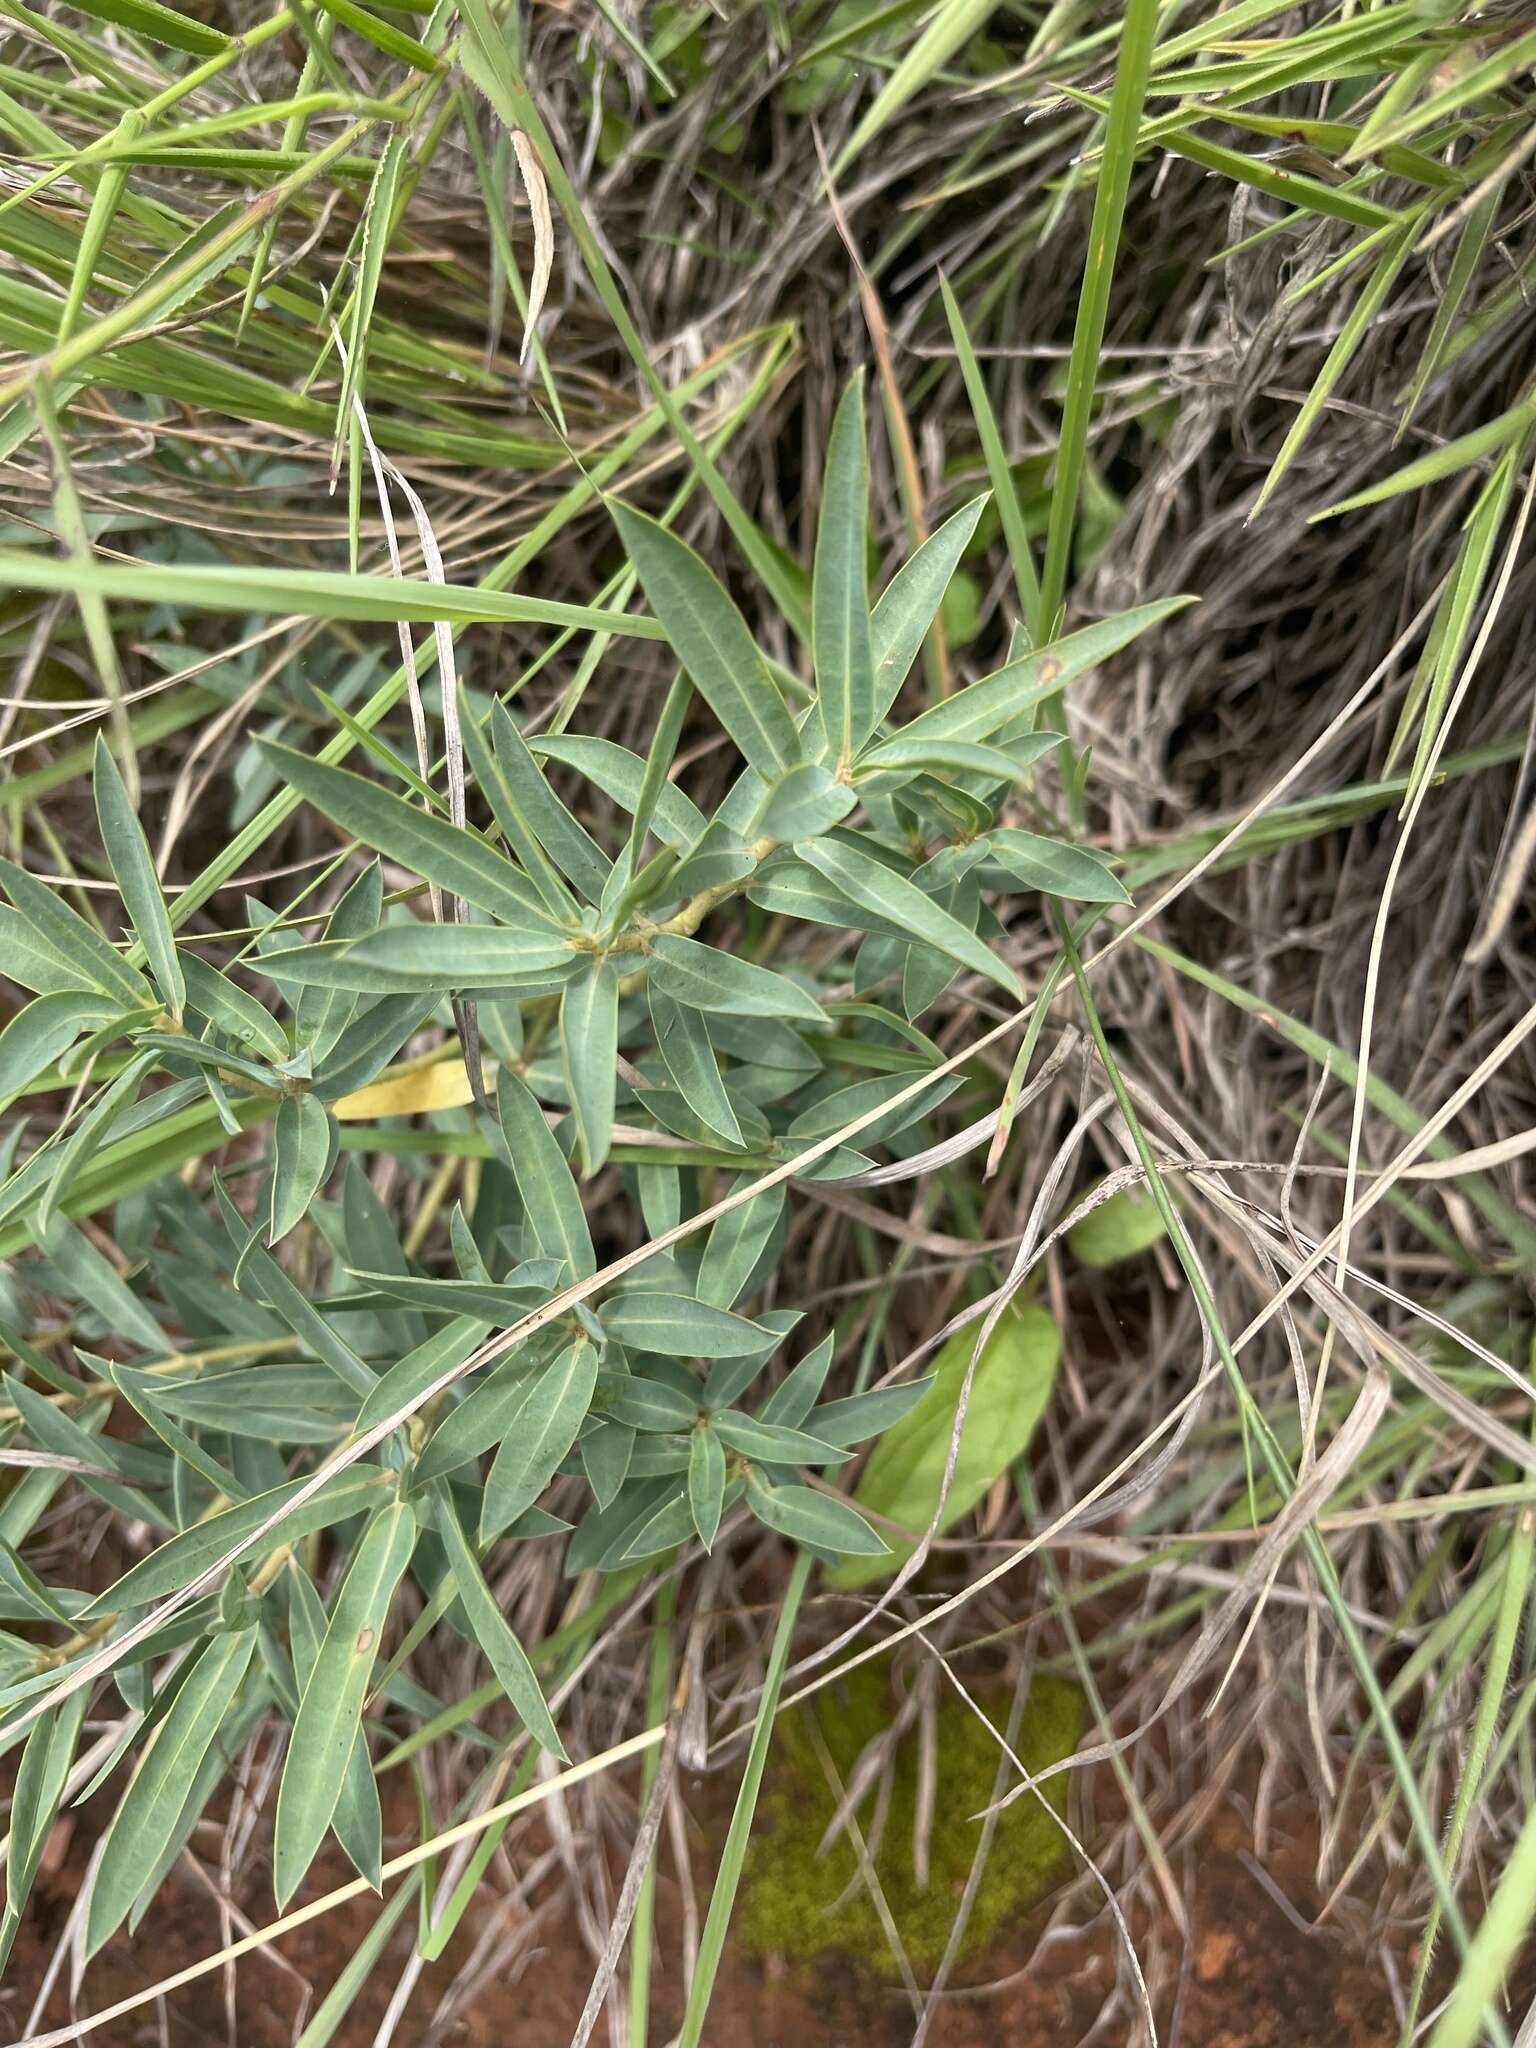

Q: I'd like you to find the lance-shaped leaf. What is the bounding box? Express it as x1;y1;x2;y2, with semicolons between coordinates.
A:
744;1472;887;1556
647;934;828;1022
561;958;618;1176
601;1292;771;1359
814;373;876;763
480;1336;598;1539
273;1498;416;1905
431;1484;564;1756
87;1626;258;1954
0;856;151;1008
797;838;1020;999
497;1069;595;1279
256;740;564;930
649;989;743;1149
986;829;1130;905
868;496;990;726
270;1094;333;1246
93;735;184;1017
688;1424;726;1550
609;500;801;780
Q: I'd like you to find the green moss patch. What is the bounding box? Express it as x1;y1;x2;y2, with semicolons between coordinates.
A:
740;1663;1082;1977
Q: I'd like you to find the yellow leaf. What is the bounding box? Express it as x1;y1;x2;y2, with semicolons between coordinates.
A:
331;1059;491;1122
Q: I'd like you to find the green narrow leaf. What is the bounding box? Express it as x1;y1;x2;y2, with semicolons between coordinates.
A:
84;1469;392;1615
561;959;619;1176
430;1485;565;1756
941;277;1040;631
601;1293;770;1359
892;599;1191;748
34;1210;167;1352
649;989;744;1149
814;372;876;764
92;735;184;1017
270;1094;334;1246
696;1179;784;1309
457;697;580;921
287;1569;382;1891
1;1690;89;1968
479;1336;598;1539
868;496;989;727
646;934;828;1022
744;1473;887;1556
496;1069;595;1279
271;926;578;993
180;955;289;1064
256;741;563;930
986;828;1130;905
87;1627;258;1955
0;993;122;1104
0;855;152;1008
713;1413;849;1465
798;837;1020;998
412;1344;547;1484
608;500;802;780
295;859;381;1061
491;701;612;904
68;0;228;52
273;1499;416;1906
687;1425;726;1550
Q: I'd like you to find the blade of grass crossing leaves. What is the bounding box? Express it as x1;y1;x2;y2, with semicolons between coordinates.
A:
273;1499;416;1905
1039;0;1160;637
940;276;1041;635
1406;1506;1536;2037
677;1551;811;2048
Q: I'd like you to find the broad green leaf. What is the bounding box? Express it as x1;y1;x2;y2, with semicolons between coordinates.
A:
869;496;990;725
480;1336;598;1539
0;992;122;1103
180;954;289;1063
601;1292;771;1359
986;829;1130;905
832;1303;1059;1589
1068;1183;1167;1267
688;1426;726;1550
893;600;1191;748
754;763;856;844
561;958;619;1176
649;989;743;1149
647;934;828;1022
266;926;578;992
814;373;876;763
609;500;802;780
270;1094;333;1246
797;838;1020;999
84;1468;392;1614
744;1473;887;1556
0;855;152;1008
92;736;184;1016
431;1486;565;1755
496;1069;595;1279
257;741;564;930
87;1627;258;1955
273;1499;416;1905
712;1412;850;1465
580;1420;634;1509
